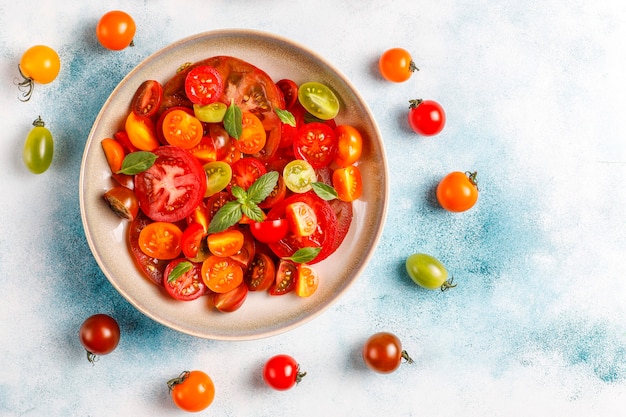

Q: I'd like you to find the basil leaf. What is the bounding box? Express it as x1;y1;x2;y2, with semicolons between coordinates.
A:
223;100;243;139
275;108;296;127
241;203;265;222
311;182;338;201
117;151;157;175
208;200;243;233
167;261;193;284
283;247;322;264
231;185;248;202
247;171;279;204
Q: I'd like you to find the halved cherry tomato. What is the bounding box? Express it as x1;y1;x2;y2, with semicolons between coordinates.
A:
203;161;232;197
282;159;317;193
250;218;289;243
125;111;159;151
298;81;340;120
229;228;256;268
201;255;244;293
138;221;183;260
185;65;224;105
128;212;169;285
236;111;266;154
206;191;232;220
103;186;139;221
156;106;194;145
332;165;363;202
270;260;298;295
258;175;286;209
231;157;267;190
286;202;317;237
189;135;217;163
193;102;228;123
207;229;245;257
113;130;138;153
131;80;163;119
186;201;210;233
295;264;319;297
134;146;207;222
244;252;275;291
162;109;203;149
276;79;299;109
181;223;205;259
294;122;336;168
212;282;248;312
101;138;126;173
163;258;206;301
333;125;363;167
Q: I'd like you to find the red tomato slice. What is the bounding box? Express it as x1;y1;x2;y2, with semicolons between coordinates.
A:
134;146;207;223
230;157;267;190
181;223;205;258
270;260;297;295
128;212;169;286
131;80;163;119
294;122;337;168
185;65;224;105
266;192;337;264
276;79;299;109
244;252;275;291
213;283;248;312
163;258;206;301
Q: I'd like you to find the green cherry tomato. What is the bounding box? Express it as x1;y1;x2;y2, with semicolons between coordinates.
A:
405;253;456;291
203;161;232;197
23;116;54;174
193;102;228;123
297;81;340;120
282;159;317;193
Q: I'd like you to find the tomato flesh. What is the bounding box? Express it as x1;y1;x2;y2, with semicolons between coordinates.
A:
185;65;224;105
201;255;244;293
163;259;206;301
244;252;275;291
294;122;336;168
131;80;163;119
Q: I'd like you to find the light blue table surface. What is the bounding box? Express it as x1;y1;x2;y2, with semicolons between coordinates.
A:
2;1;625;416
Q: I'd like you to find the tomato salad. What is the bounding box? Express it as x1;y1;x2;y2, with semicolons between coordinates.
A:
101;56;364;312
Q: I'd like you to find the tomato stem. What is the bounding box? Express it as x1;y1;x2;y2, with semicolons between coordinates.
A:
16;65;34;102
440;275;458;292
86;350;99;365
401;350;414;364
295;365;307;385
167;371;190;391
465;171;479;190
409;60;420;73
408;99;423;109
32;116;45;128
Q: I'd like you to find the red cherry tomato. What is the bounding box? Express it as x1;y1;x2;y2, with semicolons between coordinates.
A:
96;10;136;51
276;79;299;109
184;65;224;105
293;122;337;168
250;218;289;243
131;80;163;119
362;332;413;373
244;252;276;291
230;157;267;190
181;223;205;258
269;260;298;295
168;370;215;412
212;282;248;312
163;258;206;301
436;171;479;212
333;125;363;167
103;186;139;221
79;314;120;363
263;354;306;391
408;99;446;136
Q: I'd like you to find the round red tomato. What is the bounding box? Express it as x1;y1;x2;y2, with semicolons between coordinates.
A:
250;218;289;243
362;332;413;373
131;80;163;119
294;122;337;168
163;258;206;301
79;314;121;363
263;354;306;391
134;146;207;222
185;65;224;105
408;99;446;136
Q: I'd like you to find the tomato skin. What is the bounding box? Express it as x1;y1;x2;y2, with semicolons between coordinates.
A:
379;48;418;82
131;80;163;119
294;122;337;168
138;221;183;260
79;314;120;363
436;171;479;212
250;219;289;243
169;370;215;412
405;253;455;291
244;252;275;291
332;165;363;202
23;117;53;174
333;125;363;167
213;282;248;312
163;258;206;301
103;186;139;221
408;99;446;136
263;355;305;390
185;65;224;105
181;223;205;258
96;10;136;51
207;229;245;257
201;255;244;293
362;332;413;373
128;212;169;285
269;260;297;295
101;138;126;173
125;111;159;151
276;79;299;109
19;45;60;84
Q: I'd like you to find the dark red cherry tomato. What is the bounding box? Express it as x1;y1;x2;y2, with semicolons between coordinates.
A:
244;252;275;291
163;258;206;301
263;354;306;390
131;80;163;118
212;282;248;312
276;79;299;109
79;314;121;363
184;65;224;105
362;332;413;373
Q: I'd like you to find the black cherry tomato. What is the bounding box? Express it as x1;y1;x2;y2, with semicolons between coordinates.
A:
362;332;413;373
79;314;121;364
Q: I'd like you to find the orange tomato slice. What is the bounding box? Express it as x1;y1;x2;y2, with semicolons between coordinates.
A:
332;165;363;202
125;111;159;151
286;201;318;237
296;264;320;297
235;111;266;154
162;109;203;149
207;229;245;257
101;138;126;173
138;221;182;260
201;255;244;293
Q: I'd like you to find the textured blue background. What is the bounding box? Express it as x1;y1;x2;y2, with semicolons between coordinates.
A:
1;1;626;415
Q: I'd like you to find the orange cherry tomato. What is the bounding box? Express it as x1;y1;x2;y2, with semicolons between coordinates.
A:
332;165;363;202
138;222;182;260
168;370;215;413
96;10;136;51
295;264;319;297
125;111;159;151
436;171;479;212
201;255;244;293
162;109;203;149
189;135;217;163
206;229;245;257
286;201;318;237
101;138;126;173
333;125;363;167
378;47;418;82
235;111;266;154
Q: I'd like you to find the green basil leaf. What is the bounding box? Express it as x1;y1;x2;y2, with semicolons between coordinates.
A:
241;203;265;222
223;100;243;139
167;261;193;284
274;108;296;127
283;247;322;264
117;151;157;175
231;185;248;202
247;171;279;204
311;181;338;200
208;200;243;233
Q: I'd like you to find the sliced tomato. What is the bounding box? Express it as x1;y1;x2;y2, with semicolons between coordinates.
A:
332;165;363;202
163;258;206;301
333;125;363;167
249;218;289;243
162;109;203;149
295;264;319;297
244;252;275;291
156;106;194;145
125;111;159;151
138;221;183;260
276;79;299;109
201;255;244;293
294;122;337;168
328;198;353;254
203;161;232;197
181;223;206;259
213;282;248;312
230;157;267;190
207;229;245;257
258;174;286;209
286;202;317;237
185;65;224;105
229;227;256;269
131;80;163;119
206;191;233;221
128;212;169;286
134;146;207;223
189;135;217;163
266;192;337;264
101;138;126;173
269;260;297;295
236;111;266;154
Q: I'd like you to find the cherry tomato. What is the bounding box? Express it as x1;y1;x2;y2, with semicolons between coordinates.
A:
244;252;275;291
332;165;363;202
405;253;456;291
298;81;339;120
207;229;245;257
181;223;205;258
201;255;244;293
134;146;207;222
101;138;126;173
168;370;215;412
189;135;218;164
362;332;413;373
294;122;337;168
212;282;248;312
333;125;363;167
125;111;159;151
263;354;306;390
202;161;231;197
163;258;206;301
378;48;418;82
269;260;298;295
228;228;256;268
23;116;53;174
131;80;163;119
17;45;60;101
103;186;139;221
184;65;224;105
128;213;169;285
286;201;317;237
236;111;267;154
96;10;136;51
156;106;194;145
436;171;479;212
276;79;299;109
282;159;317;193
408;99;446;136
161;109;203;149
193;102;228;123
250;219;289;243
79;314;120;364
258;174;287;209
295;264;319;297
230;157;267;190
138;221;183;260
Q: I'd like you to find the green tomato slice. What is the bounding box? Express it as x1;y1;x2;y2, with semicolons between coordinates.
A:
204;161;232;197
283;159;317;193
193;102;228;123
297;81;340;120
